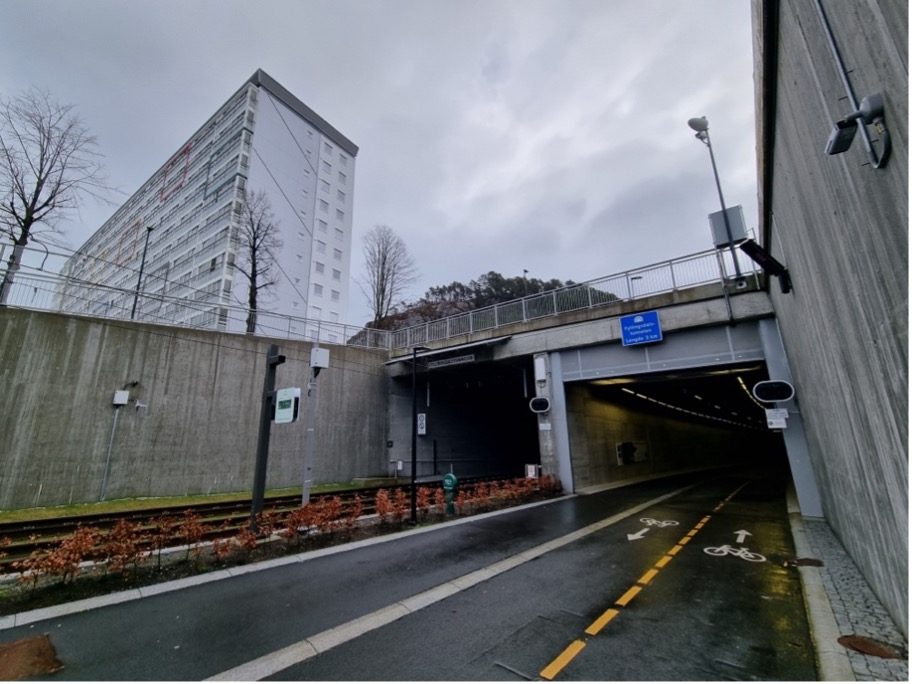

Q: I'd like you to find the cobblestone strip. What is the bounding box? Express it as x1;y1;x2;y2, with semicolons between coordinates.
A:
804;520;908;682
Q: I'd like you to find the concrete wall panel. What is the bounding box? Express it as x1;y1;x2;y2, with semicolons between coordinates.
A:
0;309;389;509
754;0;908;634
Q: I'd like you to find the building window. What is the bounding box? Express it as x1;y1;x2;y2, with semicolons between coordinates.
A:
336;209;344;221
291;301;299;309
294;276;302;285
315;261;325;274
332;268;341;281
323;142;332;154
337;190;345;202
322;160;331;173
296;253;304;262
333;248;343;261
313;283;323;296
320;180;330;193
330;311;339;323
317;219;328;233
331;289;340;302
319;200;328;213
339;154;347;167
338;171;347;183
334;228;344;241
316;241;326;254
297;231;305;240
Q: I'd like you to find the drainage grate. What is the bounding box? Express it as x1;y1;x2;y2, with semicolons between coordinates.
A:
838;635;905;659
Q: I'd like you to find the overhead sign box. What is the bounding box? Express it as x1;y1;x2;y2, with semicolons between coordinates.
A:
620;311;663;346
708;205;747;248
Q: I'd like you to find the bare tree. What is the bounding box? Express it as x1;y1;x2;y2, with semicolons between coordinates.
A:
359;224;419;326
233;189;283;334
0;87;111;304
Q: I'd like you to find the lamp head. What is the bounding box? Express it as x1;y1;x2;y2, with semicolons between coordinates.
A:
687;116;709;133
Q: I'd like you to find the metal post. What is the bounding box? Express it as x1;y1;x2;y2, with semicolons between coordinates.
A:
410;346;419;524
250;344;285;531
301;369;319;506
131;226;154;319
702;131;742;280
99;406;122;501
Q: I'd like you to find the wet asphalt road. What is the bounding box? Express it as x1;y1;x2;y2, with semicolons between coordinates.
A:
1;470;816;680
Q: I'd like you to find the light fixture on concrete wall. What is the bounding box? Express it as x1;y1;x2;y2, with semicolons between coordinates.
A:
739;239;792;294
824;92;891;167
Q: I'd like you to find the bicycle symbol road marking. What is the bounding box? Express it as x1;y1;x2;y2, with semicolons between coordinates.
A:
703;545;766;562
640;518;679;528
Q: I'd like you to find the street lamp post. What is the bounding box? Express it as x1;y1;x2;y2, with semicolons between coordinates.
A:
131;226;155;319
687;116;743;280
410;345;430;523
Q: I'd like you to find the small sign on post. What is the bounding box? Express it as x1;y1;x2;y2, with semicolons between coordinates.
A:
417;413;427;435
274;387;300;424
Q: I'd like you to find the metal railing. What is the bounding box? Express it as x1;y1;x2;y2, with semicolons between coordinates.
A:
1;243;758;352
389;248;759;349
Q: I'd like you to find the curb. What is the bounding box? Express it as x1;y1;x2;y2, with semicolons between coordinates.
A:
786;486;855;681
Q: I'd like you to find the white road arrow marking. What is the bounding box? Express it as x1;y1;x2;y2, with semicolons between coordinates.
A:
627;528;649;541
734;530;752;544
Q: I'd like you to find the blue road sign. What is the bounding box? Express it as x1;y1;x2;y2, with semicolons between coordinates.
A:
620;310;663;346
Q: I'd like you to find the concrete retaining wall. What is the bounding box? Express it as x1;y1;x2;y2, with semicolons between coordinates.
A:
0;309;390;510
754;0;908;634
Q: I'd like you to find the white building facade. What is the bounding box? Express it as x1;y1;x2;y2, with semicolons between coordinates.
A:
58;70;358;341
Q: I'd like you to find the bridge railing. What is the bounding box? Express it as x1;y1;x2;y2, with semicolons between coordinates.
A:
2;243;758;352
389;248;759;349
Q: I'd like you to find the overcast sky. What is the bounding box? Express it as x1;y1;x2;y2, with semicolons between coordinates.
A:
4;0;758;327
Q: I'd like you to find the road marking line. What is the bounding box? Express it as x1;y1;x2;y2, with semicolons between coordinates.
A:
686;529;699;537
540;639;587;680
701;516;712;523
655;555;673;568
207;483;699;680
585;608;619;635
638;568;659;585
667;544;684;556
678;535;692;545
615;585;642;606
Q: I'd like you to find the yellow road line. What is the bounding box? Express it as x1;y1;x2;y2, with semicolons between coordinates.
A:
668;544;684;556
585;608;619;635
615;585;642;606
678;535;692;545
655;554;673;568
638;568;659;585
540;639;587;680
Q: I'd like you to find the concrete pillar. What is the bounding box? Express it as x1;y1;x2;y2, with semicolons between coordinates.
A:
535;352;574;493
759;318;824;517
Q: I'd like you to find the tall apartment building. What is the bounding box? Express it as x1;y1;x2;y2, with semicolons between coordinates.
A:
58;69;358;341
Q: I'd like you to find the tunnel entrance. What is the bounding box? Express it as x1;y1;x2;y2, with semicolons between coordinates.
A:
563;363;790;490
390;357;540;481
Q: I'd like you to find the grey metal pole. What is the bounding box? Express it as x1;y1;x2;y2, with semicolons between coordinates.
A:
410;346;418;524
301;370;319;507
131;226;154;319
99;406;122;501
702;130;743;279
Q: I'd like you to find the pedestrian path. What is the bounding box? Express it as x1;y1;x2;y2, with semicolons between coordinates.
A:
802;519;908;681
